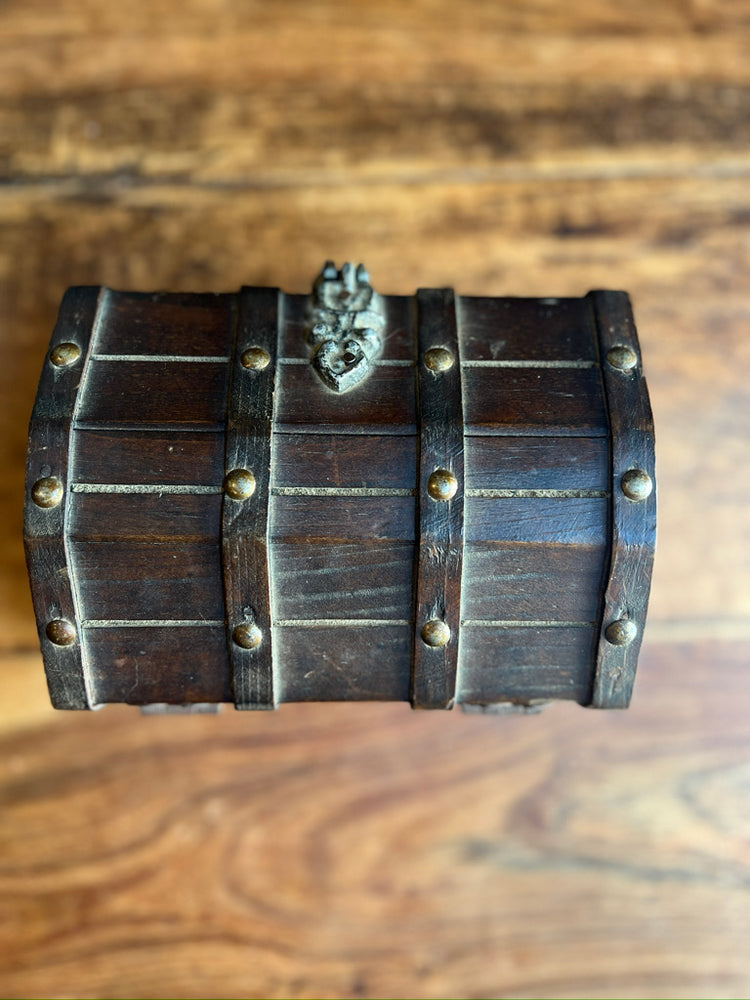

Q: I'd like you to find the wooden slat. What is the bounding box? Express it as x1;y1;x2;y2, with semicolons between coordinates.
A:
23;285;102;710
589;290;657;708
463;366;608;435
457;625;596;706
279;292;414;360
272;433;417;489
457;296;597;361
73;429;225;485
465;435;608;490
76;359;229;427
462;543;606;622
68;493;221;542
411;288;465;710
73;541;223;622
271;495;416;542
276;625;411;703
275;362;416;433
84;626;231;705
465;496;607;545
222;287;279;710
272;541;414;621
94;290;234;357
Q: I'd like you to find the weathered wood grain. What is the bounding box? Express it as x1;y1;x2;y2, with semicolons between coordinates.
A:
465;436;608;490
68;493;221;543
72;540;224;622
458;625;596;705
272;541;414;621
77;359;229;427
74;429;225;486
458;295;597;361
94;291;234;357
462;543;606;622
463;366;608;435
273;432;417;489
84;625;231;705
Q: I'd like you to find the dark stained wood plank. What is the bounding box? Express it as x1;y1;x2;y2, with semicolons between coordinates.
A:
68;493;221;543
76;359;229;427
272;541;414;621
279;292;414;360
465;496;608;545
271;496;416;542
273;432;417;489
221;286;279;710
72;541;224;622
23;285;102;710
73;429;225;486
276;625;411;702
275;362;416;434
84;626;230;705
462;543;606;622
94;290;234;357
465;435;608;490
463;367;608;435
458;296;597;361
589;290;656;708
412;288;465;710
458;625;596;705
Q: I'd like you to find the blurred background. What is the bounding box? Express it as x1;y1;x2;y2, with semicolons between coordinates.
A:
1;2;749;997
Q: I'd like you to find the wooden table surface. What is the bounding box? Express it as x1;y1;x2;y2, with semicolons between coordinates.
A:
1;2;749;997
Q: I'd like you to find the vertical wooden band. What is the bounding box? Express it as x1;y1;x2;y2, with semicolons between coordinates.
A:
24;286;103;709
589;290;656;708
411;288;465;709
222;287;280;710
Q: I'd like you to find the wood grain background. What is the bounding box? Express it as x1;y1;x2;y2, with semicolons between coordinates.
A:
1;1;749;996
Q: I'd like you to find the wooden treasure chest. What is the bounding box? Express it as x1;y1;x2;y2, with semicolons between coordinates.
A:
24;263;656;713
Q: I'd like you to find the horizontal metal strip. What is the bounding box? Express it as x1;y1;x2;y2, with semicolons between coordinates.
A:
461;620;595;628
461;359;597;369
273;619;410;627
71;483;222;494
91;354;231;363
272;486;416;497
82;619;225;628
74;421;225;433
466;488;609;498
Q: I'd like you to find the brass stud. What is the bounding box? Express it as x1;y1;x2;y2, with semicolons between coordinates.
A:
621;468;653;502
606;345;638;371
605;619;637;647
49;343;81;367
240;347;271;371
46;619;77;646
421;619;451;648
224;468;256;500
427;468;458;501
32;476;64;509
424;347;454;373
233;623;262;649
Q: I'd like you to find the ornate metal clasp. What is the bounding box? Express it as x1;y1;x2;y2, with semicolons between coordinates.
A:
307;261;385;393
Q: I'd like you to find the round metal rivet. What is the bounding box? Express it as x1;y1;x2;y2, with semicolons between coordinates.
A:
240;347;271;371
46;619;77;646
224;468;256;500
424;347;454;373
421;619;451;648
49;343;81;368
621;468;653;502
607;345;638;371
233;623;262;649
605;619;637;647
32;476;64;509
427;469;458;501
